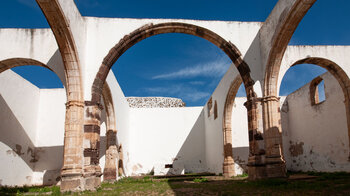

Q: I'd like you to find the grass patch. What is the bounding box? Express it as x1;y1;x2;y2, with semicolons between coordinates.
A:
193;177;209;183
1;172;349;195
234;173;248;178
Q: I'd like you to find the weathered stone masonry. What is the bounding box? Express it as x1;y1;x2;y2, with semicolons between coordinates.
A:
1;0;349;192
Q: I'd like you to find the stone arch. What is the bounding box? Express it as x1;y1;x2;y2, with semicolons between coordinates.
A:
263;0;316;97
0;58;65;88
258;0;317;178
102;83;116;132
36;0;83;102
0;58;51;73
289;57;350;156
36;0;85;191
222;76;243;177
91;22;256;103
101;83;119;182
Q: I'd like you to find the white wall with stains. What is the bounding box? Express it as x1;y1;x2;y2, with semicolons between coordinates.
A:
281;72;350;172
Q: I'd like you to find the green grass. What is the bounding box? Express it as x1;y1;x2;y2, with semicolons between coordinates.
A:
234;173;249;178
193;177;209;183
1;172;350;195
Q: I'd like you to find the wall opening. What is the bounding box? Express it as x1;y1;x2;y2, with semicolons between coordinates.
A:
112;33;231;107
310;76;326;105
279;62;350;172
107;30;234;176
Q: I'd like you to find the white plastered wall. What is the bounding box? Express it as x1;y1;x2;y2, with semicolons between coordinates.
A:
32;88;66;185
0;29;66;87
0;70;67;186
128;107;205;175
281;72;350;172
0;70;40;186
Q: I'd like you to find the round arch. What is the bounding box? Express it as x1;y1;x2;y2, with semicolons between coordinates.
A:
263;0;316;97
102;83;117;132
1;58;52;73
288;57;350;157
91;22;256;103
0;57;67;93
222;76;243;177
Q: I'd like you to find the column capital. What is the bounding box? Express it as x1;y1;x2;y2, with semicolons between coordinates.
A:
66;100;85;108
243;97;263;109
261;96;280;103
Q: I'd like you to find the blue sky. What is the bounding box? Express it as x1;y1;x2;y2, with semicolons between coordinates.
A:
1;0;349;106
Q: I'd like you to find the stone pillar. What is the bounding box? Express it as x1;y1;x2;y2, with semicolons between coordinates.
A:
223;127;235;178
261;96;286;178
103;129;118;182
60;101;85;192
244;97;266;179
83;101;103;190
118;145;125;177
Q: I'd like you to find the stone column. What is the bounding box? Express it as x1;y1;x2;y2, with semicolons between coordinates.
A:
223;127;235;178
244;97;266;179
60;101;85;192
103;129;118;182
83;101;103;190
118;145;125;177
261;96;286;178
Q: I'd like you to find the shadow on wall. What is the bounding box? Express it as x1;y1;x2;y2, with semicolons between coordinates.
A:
232;146;249;174
0;95;66;186
0;94;37;170
165;110;207;175
161;109;250;176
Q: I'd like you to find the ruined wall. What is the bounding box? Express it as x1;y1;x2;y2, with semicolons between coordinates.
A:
281;72;350;172
33;89;66;185
0;70;41;186
0;70;67;186
128;107;206;175
126;97;185;108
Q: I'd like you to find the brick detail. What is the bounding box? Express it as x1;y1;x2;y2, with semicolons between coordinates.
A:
83;102;103;189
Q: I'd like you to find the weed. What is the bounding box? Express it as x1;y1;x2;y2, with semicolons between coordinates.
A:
193;177;209;183
234;173;248;178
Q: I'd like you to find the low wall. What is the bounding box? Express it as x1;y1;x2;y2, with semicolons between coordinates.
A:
128;107;206;175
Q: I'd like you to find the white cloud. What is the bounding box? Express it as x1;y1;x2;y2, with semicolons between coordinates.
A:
189;81;206;86
151;56;231;80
